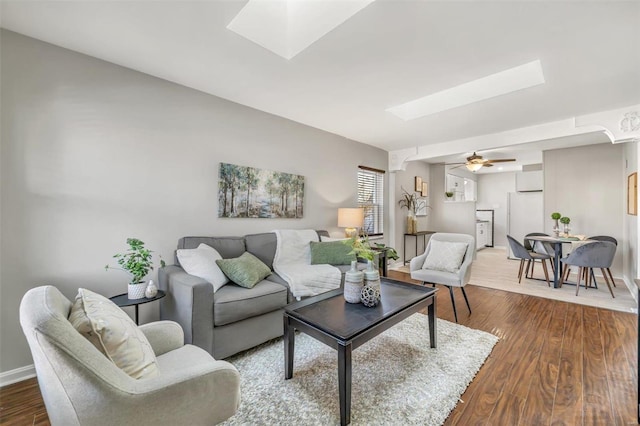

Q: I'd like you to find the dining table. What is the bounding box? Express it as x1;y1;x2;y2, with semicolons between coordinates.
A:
524;235;593;288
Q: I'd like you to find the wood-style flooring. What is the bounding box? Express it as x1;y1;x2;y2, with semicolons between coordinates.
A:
1;270;637;425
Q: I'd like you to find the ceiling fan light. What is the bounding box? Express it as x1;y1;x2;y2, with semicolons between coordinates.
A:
466;163;483;172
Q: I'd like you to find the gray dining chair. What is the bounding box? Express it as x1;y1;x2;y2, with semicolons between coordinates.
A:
560;241;616;297
507;235;552;286
524;232;555;275
588;235;618;287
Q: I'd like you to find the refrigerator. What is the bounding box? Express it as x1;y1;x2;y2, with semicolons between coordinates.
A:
507;191;543;258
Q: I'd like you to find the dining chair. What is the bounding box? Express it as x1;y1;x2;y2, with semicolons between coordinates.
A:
560;241;616;297
524;232;555;275
588;235;618;287
507;235;552;286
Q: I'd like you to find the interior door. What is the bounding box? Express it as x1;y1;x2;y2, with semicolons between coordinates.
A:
507;192;544;258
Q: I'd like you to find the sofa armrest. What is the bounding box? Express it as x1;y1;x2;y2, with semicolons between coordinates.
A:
139;321;184;356
158;266;215;354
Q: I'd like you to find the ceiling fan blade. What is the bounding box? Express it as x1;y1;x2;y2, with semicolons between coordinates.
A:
449;164;466;170
485;158;516;163
483;163;494;167
445;162;466;165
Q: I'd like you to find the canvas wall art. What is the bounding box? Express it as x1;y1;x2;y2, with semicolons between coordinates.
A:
218;163;304;218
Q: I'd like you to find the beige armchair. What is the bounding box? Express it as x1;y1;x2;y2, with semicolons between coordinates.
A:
19;286;240;426
409;233;475;323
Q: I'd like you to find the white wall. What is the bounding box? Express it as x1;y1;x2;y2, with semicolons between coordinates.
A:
393;161;431;263
428;165;476;238
477;172;517;248
0;31;388;374
623;141;638;289
543;143;624;276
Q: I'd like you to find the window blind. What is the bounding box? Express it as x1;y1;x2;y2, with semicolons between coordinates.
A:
357;166;385;236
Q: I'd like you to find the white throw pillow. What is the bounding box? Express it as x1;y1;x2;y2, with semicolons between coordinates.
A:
177;243;229;292
422;240;469;273
68;288;159;379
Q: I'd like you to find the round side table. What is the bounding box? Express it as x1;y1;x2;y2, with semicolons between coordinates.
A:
109;290;166;325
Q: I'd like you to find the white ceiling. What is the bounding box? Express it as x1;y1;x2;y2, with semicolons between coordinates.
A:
1;0;639;155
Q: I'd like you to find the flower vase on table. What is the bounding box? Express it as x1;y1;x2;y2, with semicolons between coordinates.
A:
344;261;364;303
406;212;417;234
361;260;381;307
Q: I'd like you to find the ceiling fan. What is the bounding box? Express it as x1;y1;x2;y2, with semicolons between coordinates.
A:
448;152;516;172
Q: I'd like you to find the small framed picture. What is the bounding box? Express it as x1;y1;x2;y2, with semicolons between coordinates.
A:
421;182;428;197
415;176;422;192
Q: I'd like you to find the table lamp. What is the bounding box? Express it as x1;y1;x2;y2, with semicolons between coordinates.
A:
338;208;364;238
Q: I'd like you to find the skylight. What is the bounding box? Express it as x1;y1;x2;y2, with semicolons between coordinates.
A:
386;60;545;121
227;0;375;60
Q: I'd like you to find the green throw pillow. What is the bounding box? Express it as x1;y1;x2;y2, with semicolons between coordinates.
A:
215;252;272;289
310;241;356;265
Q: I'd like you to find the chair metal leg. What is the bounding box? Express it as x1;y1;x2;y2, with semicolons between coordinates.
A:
448;286;458;323
460;287;472;314
601;268;615;298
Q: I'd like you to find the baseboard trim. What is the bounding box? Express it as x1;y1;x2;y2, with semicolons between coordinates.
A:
0;364;36;387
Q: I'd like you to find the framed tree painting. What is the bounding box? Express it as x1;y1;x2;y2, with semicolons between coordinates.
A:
218;163;304;218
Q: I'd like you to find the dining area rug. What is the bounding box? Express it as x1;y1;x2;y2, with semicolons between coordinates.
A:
221;314;498;426
469;248;637;313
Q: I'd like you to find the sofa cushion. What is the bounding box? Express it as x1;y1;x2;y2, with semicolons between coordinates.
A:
177;244;229;292
216;252;272;288
213;280;287;326
310;240;356;265
178;237;246;259
245;232;277;270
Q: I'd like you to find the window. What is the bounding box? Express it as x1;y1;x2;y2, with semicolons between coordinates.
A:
357;165;385;236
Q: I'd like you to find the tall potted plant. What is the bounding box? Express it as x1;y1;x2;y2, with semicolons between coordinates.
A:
105;238;165;299
551;212;561;237
398;187;425;234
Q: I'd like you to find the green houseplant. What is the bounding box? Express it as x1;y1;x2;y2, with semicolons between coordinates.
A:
559;216;571;235
445;191;454;199
551;212;562;236
105;238;165;299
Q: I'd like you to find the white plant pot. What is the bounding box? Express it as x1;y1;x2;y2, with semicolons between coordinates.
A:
128;282;147;300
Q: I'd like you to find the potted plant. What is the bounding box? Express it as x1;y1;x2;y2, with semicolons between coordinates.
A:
551;212;561;236
559;216;571;235
398;187;424;234
105;238;165;299
445;191;454;199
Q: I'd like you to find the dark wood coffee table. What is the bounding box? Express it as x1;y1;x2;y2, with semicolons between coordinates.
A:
284;278;437;426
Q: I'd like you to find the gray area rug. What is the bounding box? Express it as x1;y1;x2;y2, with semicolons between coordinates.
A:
222;314;498;425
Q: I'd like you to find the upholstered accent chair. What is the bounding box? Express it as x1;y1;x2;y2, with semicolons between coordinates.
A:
409;233;475;323
20;286;240;426
587;235;618;287
560;241;616;297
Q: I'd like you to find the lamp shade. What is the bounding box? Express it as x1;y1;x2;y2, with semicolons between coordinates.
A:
337;208;364;228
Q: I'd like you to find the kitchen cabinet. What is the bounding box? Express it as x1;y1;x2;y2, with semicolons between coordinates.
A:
476;222;488;250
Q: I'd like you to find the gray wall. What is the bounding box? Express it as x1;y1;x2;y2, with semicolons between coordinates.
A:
543;143;624;276
0;30;388;373
477;172;517;248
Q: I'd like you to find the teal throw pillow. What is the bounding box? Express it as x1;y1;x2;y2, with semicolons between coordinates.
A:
310;241;356;265
215;252;272;289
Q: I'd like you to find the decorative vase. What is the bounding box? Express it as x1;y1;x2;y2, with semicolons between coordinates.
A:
361;260;381;307
128;282;147;300
406;212;417;234
553;219;560;237
563;224;570;235
344;261;364;303
145;279;158;298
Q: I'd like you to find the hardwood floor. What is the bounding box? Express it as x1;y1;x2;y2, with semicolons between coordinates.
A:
1;270;637;425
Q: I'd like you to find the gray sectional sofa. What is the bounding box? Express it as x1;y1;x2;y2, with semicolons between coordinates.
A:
159;230;361;359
